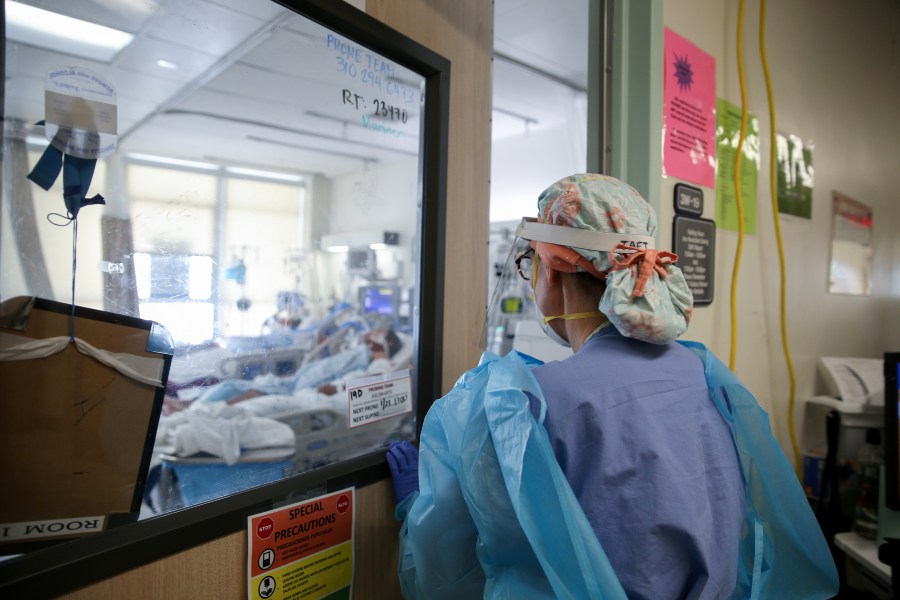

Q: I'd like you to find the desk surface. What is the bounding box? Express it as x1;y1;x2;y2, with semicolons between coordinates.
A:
835;531;892;586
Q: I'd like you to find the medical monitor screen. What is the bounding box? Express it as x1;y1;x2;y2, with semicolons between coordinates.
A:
361;286;398;316
885;353;900;511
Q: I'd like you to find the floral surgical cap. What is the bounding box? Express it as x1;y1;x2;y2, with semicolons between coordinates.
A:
536;173;694;344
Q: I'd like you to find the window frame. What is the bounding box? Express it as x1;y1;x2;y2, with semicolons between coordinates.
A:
0;0;449;595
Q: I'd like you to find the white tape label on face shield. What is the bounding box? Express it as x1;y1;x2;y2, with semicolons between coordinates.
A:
515;217;655;252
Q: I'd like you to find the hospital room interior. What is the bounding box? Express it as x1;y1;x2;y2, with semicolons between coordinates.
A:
0;0;899;597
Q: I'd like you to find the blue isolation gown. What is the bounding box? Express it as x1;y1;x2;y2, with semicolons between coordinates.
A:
531;326;744;599
396;342;839;599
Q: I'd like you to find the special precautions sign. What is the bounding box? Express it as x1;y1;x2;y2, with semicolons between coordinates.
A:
247;488;354;600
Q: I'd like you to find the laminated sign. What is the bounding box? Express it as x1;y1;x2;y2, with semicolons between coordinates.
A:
247;488;354;600
346;369;412;428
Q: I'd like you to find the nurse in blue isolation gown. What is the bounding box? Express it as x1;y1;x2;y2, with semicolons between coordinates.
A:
388;174;839;599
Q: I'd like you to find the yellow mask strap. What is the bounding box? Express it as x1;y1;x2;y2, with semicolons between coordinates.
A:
542;310;605;325
534;254;607;324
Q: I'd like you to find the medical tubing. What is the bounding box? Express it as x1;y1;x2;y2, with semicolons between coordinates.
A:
759;0;800;473
70;218;78;340
729;0;749;372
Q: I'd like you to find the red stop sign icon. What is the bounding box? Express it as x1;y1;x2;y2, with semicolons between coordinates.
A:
257;516;274;539
336;494;350;514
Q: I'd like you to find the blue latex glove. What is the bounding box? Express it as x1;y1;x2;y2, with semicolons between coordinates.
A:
386;440;419;505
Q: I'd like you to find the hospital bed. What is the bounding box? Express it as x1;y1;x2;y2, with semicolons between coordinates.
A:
146;305;414;511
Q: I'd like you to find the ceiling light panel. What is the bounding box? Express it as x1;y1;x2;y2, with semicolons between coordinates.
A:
5;1;135;62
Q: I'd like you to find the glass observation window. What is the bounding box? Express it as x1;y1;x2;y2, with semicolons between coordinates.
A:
1;0;437;533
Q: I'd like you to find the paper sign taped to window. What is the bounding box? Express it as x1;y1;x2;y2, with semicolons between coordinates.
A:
346;369;411;428
44;66;118;159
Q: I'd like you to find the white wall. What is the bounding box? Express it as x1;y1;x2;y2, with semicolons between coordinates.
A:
318;158;419;305
328;159;419;237
490;121;587;222
661;0;900;459
490;89;588;222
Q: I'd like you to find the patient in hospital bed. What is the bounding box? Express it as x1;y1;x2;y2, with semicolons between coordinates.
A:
153;318;411;464
317;327;405;396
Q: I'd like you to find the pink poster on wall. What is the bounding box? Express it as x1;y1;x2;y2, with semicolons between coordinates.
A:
663;28;716;188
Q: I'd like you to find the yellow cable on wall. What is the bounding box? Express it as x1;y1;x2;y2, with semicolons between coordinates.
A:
759;0;801;474
729;0;748;372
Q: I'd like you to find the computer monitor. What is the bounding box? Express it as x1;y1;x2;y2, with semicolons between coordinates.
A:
884;352;900;510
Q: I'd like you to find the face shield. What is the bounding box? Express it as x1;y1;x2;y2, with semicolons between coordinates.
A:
483;218;655;355
483;233;536;356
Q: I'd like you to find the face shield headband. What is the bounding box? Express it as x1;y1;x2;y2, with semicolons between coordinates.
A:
515;217;656;252
514;217;656;280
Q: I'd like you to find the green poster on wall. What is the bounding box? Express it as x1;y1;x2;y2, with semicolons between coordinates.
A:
776;132;814;219
715;98;758;234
